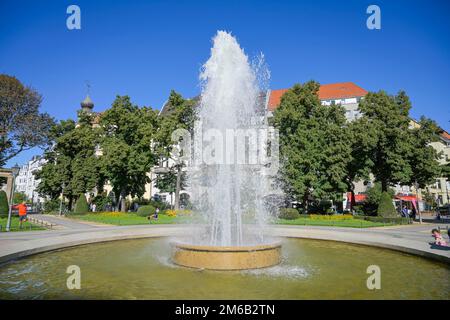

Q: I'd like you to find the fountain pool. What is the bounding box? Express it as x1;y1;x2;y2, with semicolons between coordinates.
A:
0;238;448;299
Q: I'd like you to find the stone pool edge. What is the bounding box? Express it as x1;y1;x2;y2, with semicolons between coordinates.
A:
0;225;449;265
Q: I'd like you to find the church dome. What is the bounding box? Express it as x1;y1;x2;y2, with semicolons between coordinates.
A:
81;95;94;110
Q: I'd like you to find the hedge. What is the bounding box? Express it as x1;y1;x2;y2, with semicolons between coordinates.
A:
377;192;397;217
278;208;300;220
74;194;89;214
0;190;8;217
354;216;412;225
136;205;156;217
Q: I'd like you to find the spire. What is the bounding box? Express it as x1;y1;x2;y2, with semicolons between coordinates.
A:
80;81;94;112
80;94;94;111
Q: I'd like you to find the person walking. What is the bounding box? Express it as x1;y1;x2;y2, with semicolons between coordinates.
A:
13;202;28;229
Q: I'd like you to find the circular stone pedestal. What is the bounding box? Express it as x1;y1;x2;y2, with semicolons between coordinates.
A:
172;242;282;270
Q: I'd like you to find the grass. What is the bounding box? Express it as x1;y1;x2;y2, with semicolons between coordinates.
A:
67;211;396;228
0;216;46;232
275;217;390;228
68;212;186;226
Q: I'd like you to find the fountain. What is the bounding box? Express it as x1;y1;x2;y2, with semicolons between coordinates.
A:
171;31;281;270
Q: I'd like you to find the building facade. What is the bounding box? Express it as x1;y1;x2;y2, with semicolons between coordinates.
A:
15;155;47;204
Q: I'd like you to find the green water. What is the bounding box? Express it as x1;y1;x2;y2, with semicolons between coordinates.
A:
0;238;448;299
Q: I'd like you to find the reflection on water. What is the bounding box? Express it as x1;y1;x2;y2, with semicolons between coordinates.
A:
0;238;448;299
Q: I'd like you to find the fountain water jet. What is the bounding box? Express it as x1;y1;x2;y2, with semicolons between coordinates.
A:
172;31;281;270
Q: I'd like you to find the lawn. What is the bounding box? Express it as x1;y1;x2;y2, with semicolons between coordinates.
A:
68;212;393;228
275;217;389;228
68;212;186;226
0;216;46;232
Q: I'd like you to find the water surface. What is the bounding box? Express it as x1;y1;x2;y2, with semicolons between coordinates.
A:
0;238;448;299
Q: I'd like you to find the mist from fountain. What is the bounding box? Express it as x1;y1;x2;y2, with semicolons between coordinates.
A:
186;31;277;247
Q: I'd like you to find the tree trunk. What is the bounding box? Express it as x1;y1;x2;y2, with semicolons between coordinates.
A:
120;190;126;212
381;180;388;193
303;193;309;213
68;196;73;211
174;166;181;210
348;182;355;212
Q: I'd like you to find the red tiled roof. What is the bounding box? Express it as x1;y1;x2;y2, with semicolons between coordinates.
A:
267;82;368;111
441;130;450;140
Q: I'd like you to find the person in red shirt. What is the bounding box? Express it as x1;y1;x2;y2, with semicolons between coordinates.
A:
13;202;28;228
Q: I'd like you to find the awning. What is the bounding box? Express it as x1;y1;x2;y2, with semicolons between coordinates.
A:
346;192;367;203
395;195;417;202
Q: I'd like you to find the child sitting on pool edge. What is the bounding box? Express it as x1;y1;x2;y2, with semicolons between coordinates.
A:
431;229;447;246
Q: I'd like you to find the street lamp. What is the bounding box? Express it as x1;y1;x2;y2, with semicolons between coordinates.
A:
6;164;21;232
59;182;65;216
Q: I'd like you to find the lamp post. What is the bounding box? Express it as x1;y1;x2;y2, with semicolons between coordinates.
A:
6;164;21;232
59;183;65;216
414;180;422;224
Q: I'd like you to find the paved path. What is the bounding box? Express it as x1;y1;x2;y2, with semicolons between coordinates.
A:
0;220;449;265
31;214;106;229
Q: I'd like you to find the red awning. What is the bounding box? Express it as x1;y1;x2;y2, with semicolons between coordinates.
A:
346;192;367;203
395;195;417;202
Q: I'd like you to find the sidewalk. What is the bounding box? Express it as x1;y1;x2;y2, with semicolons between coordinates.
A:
31;214;108;229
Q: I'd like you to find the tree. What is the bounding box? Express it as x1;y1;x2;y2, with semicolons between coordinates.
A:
73;193;89;214
13;192;27;204
358;91;414;192
35;113;103;209
407;117;442;188
344;117;378;210
364;182;395;215
100;96;159;212
0;190;8;217
441;163;450;180
0;74;54;166
154;90;196;209
359;91;441;193
377;191;397;217
273;81;352;210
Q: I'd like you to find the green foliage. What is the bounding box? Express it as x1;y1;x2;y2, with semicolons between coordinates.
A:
0;74;55;167
278;208;300;220
35;118;103;210
99;95;159;211
354;216;411;225
13;192;27;204
362;182;396;215
91;193;111;212
273;81;351;208
136;205;156;217
358;91;440;192
309;200;334;214
42;198;67;214
377;192;397;217
0;190;8;217
441;163;450;180
73;194;89;214
407;117;442;188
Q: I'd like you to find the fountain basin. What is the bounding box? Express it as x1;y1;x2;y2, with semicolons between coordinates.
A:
172;242;282;270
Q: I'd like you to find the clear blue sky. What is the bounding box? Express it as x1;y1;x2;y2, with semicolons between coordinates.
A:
1;0;450;167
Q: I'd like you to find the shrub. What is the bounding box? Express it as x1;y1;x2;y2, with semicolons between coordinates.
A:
354;216;411;225
377;192;397;217
0;190;8;217
309;214;353;221
43;198;64;214
166;209;177;217
136;205;156;217
74;194;89;215
278;208;300;220
92;194;111;212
